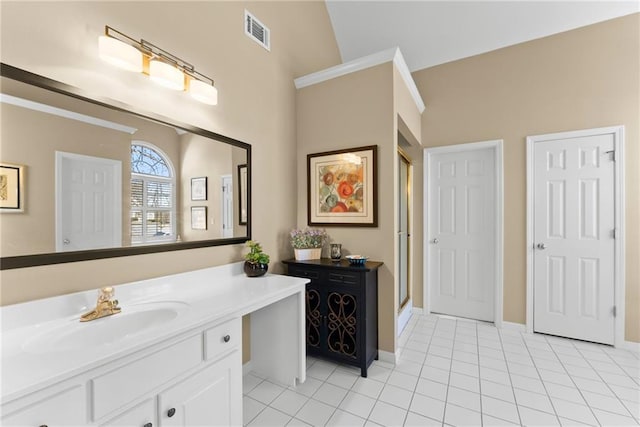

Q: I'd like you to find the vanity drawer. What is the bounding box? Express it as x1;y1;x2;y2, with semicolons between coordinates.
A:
288;266;320;281
91;334;202;421
1;385;85;427
204;318;241;361
327;271;360;286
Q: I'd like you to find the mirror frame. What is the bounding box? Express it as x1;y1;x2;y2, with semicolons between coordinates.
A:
0;63;251;270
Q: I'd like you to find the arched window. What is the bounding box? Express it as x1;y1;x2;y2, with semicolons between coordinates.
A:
130;143;175;244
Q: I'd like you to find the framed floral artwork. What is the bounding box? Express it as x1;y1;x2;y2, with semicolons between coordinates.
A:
307;145;377;227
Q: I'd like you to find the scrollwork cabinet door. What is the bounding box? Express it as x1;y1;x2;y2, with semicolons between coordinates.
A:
325;290;358;360
305;283;322;355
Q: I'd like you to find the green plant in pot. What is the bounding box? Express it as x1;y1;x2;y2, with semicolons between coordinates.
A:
244;240;270;277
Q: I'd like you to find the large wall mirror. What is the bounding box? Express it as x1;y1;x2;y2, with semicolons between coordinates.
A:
0;64;251;270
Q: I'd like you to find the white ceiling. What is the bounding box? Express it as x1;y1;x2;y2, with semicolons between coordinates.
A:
326;1;640;72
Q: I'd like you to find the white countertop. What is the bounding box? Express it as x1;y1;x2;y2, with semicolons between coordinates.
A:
0;262;307;402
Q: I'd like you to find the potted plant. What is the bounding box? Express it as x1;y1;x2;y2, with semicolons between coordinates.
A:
244;240;270;277
290;228;328;260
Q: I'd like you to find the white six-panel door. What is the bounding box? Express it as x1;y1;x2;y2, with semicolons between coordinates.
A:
56;151;122;252
532;133;615;344
428;147;496;322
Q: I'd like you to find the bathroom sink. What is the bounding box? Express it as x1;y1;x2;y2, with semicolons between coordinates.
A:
22;301;188;354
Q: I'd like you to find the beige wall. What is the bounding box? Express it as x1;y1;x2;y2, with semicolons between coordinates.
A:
180;133;232;241
0;83;200;256
413;14;640;342
0;1;340;308
392;67;424;318
0;103;131;256
297;64;395;351
296;62;422;353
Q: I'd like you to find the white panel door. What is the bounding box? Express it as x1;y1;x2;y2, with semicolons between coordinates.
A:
533;134;615;344
222;175;233;238
429;148;495;321
56;152;122;252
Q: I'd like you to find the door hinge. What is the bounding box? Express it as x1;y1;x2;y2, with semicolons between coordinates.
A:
612;306;617;317
612;228;616;239
605;150;615;161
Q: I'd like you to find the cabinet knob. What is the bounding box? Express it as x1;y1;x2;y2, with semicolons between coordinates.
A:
143;423;153;427
167;407;176;417
223;335;231;343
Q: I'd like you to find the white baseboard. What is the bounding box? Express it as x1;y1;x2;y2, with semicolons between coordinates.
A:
621;340;640;353
501;321;526;332
412;307;424;315
243;361;253;376
378;350;397;365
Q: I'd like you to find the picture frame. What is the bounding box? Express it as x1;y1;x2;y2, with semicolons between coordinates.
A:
307;145;377;227
0;162;25;213
238;164;248;225
191;206;207;230
191;177;207;201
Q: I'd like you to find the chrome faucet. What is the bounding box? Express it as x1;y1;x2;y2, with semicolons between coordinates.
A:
80;286;122;322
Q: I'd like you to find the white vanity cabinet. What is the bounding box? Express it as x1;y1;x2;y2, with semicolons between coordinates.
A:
1;385;87;427
102;351;241;427
100;399;154;427
158;350;240;426
3;318;242;427
1;264;307;427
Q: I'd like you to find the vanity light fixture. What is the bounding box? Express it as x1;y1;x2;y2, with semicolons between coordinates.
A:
98;25;218;105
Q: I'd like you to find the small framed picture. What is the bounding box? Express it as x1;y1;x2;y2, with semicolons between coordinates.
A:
191;206;207;230
0;162;25;213
191;177;207;201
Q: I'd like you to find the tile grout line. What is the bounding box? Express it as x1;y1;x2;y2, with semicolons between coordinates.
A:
439;318;459;426
566;339;639;422
473;322;485;426
247;313;640;427
518;332;576;426
402;315;440;426
599;341;640;388
494;326;524;426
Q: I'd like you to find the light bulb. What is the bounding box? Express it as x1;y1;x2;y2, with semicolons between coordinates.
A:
98;36;143;72
149;59;184;90
189;79;218;105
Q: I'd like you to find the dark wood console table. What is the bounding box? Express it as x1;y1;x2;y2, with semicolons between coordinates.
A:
282;258;383;377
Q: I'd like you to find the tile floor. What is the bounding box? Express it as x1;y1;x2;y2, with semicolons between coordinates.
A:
243;313;640;426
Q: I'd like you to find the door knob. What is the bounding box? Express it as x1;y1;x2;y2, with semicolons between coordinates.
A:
432;238;439;244
536;243;547;250
63;238;70;244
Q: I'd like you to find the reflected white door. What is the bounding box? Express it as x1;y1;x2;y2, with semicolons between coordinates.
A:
56;152;122;252
221;175;233;238
533;134;615;344
429;147;495;322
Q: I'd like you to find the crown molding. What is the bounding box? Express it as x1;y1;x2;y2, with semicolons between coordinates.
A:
294;47;425;113
0;93;138;134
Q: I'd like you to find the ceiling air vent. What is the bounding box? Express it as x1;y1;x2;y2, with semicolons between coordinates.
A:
245;10;270;51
